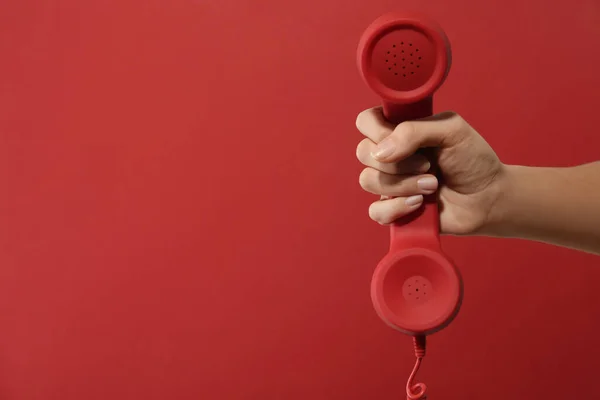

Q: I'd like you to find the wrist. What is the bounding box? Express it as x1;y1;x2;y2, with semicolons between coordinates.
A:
478;163;520;237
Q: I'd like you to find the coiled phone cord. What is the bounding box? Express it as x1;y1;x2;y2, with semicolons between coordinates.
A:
406;335;427;400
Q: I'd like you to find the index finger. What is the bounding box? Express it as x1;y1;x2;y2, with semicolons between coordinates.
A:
355;106;396;144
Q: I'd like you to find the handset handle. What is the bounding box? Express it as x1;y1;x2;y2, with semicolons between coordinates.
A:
381;97;441;252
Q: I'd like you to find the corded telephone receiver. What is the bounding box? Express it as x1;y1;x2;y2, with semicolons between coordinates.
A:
356;12;464;399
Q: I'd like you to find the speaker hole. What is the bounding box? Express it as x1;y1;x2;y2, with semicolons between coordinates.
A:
409;43;413;46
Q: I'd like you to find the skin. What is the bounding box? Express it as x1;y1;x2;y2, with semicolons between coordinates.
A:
355;107;600;256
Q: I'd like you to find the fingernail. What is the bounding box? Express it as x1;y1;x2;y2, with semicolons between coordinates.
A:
405;195;423;206
415;160;431;173
371;138;395;159
417;177;438;191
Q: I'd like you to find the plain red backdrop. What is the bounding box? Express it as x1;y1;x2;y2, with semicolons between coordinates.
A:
1;0;599;399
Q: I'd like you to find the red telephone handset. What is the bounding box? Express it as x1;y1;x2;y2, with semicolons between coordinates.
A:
357;12;463;399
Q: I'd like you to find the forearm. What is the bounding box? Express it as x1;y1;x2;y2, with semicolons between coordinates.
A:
483;162;600;255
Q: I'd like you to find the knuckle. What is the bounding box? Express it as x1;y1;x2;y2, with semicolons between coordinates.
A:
449;112;466;128
394;121;417;145
441;110;459;119
444;111;468;137
355;109;369;131
355;139;370;164
368;203;385;224
396;120;416;135
355;114;362;131
359;168;377;191
369;198;404;225
368;204;377;221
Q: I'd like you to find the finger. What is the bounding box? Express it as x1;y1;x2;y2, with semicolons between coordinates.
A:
359;168;438;197
356;138;430;174
369;195;424;225
355;107;395;143
371;111;465;163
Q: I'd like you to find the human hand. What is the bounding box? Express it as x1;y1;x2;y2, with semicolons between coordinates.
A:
356;107;505;235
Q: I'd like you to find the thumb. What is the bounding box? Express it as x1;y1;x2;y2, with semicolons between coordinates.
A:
371;111;464;163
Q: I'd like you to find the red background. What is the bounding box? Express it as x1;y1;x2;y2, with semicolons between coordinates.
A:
1;0;599;399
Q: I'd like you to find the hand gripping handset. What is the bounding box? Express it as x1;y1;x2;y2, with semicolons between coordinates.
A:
357;12;463;399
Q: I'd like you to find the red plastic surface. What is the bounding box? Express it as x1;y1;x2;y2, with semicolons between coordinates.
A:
357;13;462;336
2;1;600;399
